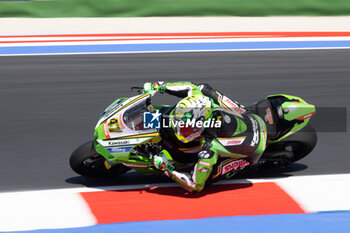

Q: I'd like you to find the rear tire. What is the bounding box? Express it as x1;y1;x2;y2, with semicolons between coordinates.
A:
279;123;317;162
260;124;317;166
69;141;130;178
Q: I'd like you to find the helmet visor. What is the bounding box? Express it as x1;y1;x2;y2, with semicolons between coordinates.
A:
177;124;201;137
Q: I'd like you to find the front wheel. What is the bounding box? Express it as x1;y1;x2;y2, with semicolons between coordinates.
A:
69;141;130;178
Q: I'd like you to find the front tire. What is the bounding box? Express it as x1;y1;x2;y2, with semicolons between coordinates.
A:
69;141;129;178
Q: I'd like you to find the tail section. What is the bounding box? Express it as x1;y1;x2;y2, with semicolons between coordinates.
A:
249;94;316;142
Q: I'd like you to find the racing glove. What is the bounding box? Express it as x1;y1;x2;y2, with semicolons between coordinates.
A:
143;82;166;93
153;153;175;177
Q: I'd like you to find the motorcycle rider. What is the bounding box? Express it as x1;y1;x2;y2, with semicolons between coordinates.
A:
143;81;267;192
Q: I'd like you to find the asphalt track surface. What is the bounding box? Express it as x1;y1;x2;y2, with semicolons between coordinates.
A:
0;49;349;192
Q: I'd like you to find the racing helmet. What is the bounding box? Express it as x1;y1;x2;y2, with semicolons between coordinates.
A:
169;95;212;143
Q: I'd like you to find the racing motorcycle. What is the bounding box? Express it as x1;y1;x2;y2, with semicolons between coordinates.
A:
69;88;317;184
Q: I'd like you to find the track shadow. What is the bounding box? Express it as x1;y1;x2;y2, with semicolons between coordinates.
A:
66;174;253;197
65;163;308;193
236;163;308;179
141;182;253;198
65;171;170;187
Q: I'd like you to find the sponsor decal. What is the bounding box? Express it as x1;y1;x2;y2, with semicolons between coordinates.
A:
218;136;246;146
223;96;237;108
108;117;123;132
249;116;260;147
97;137;152;147
264;108;274;125
103;121;111;139
222;96;246;115
261;126;266;151
198;166;209;173
106;146;133;153
104;160;112;169
101;100;123;117
296;111;316;120
262;131;266;150
108;140;130;146
118;113;125;129
104;160;114;169
221;159;249;175
199;161;211;166
198;150;211;159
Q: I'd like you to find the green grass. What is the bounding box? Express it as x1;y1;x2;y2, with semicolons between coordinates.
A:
0;0;350;17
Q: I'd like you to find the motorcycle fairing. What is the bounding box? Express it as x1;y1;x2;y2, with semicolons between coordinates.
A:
94;92;160;163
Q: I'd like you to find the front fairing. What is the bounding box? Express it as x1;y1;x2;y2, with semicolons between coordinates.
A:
94;92;159;164
94;91;183;169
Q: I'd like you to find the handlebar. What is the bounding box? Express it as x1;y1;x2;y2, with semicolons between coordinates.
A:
131;86;143;94
137;143;162;159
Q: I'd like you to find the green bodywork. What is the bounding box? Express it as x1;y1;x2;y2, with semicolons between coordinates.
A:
253;114;267;153
233;118;247;136
266;94;316;142
93;90;315;178
211;138;248;159
93;93;194;173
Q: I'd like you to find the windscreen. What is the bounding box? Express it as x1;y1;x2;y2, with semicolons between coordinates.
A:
123;99;148;131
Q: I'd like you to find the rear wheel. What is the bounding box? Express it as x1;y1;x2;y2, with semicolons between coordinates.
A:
259;124;317;166
69;141;130;178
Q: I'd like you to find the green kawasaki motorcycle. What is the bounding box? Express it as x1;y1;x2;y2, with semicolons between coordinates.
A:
70;89;317;182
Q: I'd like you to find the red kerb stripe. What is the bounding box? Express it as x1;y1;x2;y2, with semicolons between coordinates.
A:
80;182;306;224
0;36;285;44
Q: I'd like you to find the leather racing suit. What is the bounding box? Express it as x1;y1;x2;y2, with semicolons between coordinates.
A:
150;81;267;192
